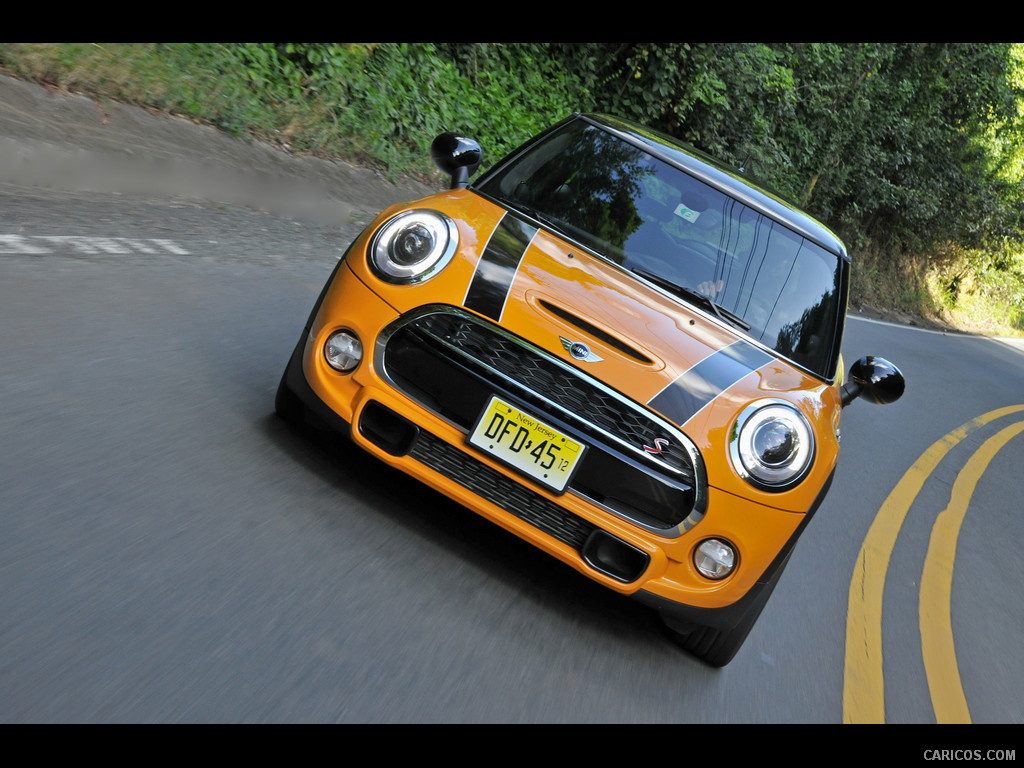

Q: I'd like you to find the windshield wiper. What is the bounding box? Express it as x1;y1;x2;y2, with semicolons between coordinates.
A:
630;268;750;331
492;196;564;231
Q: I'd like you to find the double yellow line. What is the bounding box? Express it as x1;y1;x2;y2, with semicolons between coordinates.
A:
843;405;1024;724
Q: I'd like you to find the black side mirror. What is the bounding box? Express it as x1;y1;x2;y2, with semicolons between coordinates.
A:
431;133;482;189
841;356;906;407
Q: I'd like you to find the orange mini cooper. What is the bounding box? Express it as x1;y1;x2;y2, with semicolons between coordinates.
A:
276;114;905;665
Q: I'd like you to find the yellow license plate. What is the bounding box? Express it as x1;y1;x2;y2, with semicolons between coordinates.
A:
468;396;585;493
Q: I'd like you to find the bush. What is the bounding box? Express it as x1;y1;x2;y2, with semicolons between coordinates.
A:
1;42;1021;333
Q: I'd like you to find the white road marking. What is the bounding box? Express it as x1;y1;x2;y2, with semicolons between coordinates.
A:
0;234;190;256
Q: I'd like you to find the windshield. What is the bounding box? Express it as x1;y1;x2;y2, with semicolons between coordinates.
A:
474;119;845;380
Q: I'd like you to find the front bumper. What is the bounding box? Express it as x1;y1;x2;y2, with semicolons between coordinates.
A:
281;259;812;625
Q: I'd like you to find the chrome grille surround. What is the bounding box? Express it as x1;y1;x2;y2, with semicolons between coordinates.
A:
375;305;708;536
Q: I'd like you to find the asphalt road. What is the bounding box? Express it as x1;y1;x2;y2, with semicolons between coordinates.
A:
2;76;1023;725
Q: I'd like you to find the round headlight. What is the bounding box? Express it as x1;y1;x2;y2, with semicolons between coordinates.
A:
730;400;814;490
368;209;458;284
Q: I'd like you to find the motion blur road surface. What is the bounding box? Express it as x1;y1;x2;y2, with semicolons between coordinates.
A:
2;75;1022;723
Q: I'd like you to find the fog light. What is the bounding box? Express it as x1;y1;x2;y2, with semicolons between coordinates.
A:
694;538;735;580
324;330;362;373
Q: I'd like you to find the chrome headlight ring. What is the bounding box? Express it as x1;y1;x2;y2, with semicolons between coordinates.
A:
368;209;459;284
729;399;815;491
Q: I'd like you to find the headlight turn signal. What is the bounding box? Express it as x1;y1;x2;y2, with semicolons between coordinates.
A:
368;209;458;284
729;399;814;490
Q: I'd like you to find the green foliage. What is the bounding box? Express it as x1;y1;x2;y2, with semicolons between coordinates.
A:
568;43;1023;255
336;43;588;175
1;41;1022;332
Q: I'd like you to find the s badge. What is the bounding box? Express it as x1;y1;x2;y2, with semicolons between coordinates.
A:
644;438;670;454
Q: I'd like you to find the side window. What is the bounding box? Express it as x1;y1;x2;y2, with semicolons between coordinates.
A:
759;241;840;371
494;129;575;201
722;218;802;337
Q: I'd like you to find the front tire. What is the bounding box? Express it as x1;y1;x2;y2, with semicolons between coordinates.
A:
663;554;789;667
275;364;305;423
275;334;309;424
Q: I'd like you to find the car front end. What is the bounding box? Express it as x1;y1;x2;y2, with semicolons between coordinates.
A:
277;114;905;665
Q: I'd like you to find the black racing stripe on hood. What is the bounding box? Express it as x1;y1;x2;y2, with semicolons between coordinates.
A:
463;213;538;322
648;340;774;427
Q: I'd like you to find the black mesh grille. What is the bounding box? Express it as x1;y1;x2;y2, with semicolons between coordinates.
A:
405;311;696;480
381;307;702;531
409;431;595;551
